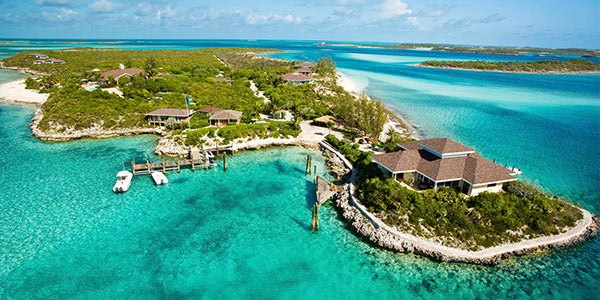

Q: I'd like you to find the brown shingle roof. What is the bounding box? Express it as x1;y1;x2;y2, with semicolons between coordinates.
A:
419;138;473;154
145;108;194;117
294;61;317;68
417;152;467;181
198;106;225;114
282;72;311;81
373;138;516;185
101;68;144;80
398;140;422;150
209;110;243;120
462;154;516;184
372;150;421;172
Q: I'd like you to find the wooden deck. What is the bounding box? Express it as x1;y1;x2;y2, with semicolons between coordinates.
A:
131;157;212;176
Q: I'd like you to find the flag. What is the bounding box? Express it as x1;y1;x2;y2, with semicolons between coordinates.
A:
185;96;193;104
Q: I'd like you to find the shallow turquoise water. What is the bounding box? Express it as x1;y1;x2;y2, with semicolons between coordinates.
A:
1;103;599;299
0;40;599;298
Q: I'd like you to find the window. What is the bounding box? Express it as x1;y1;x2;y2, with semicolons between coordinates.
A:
487;183;497;188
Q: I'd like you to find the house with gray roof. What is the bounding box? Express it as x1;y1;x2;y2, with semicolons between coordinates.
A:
145;108;195;126
209;109;243;127
371;138;518;196
282;72;311;85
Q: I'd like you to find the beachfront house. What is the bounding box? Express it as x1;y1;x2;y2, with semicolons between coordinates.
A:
145;108;195;126
47;58;65;64
100;68;144;83
209;110;243;127
295;67;314;75
29;53;48;59
197;106;225;114
294;61;317;69
282;72;311;85
371;138;518;196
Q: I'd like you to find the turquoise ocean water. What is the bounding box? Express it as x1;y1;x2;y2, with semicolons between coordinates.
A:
0;40;598;299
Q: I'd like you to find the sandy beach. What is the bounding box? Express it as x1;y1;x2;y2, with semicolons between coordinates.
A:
0;78;49;105
336;71;420;140
336;71;362;96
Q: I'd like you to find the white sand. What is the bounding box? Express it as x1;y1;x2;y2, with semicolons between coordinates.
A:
336;72;363;96
0;78;49;104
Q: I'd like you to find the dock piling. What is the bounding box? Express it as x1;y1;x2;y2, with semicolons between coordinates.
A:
131;158;136;176
223;153;228;171
311;201;319;232
306;155;312;175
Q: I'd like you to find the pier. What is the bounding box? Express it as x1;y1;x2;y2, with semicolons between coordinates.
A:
311;174;341;232
130;147;232;176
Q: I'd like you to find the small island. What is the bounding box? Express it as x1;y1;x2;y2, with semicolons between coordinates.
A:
1;47;597;265
417;59;600;74
319;42;600;57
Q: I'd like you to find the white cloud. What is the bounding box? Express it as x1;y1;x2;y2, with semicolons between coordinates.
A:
89;0;118;13
130;2;178;25
245;12;301;25
380;0;412;19
41;7;78;22
407;16;419;27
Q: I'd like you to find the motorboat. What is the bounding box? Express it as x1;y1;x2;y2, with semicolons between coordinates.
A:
113;170;133;193
151;171;168;185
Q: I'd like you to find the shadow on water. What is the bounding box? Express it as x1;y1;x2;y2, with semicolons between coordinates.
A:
304;179;317;209
289;215;311;232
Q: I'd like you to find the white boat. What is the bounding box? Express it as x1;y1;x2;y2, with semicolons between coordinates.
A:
113;170;133;193
151;171;168;185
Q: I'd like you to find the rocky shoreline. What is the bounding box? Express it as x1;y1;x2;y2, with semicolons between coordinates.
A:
334;185;599;265
30;108;165;141
318;141;600;265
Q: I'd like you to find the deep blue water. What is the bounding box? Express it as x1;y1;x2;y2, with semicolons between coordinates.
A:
0;39;598;299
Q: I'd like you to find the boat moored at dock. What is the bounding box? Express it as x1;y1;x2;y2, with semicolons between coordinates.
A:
151;171;168;185
113;171;133;193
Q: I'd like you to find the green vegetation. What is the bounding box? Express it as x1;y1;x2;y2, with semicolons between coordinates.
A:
325;134;372;167
378;129;415;152
184;122;301;146
3;47;390;139
216;52;290;70
421;59;600;73
315;57;336;76
2;47;283;77
357;168;582;249
24;77;40;90
325;131;583;249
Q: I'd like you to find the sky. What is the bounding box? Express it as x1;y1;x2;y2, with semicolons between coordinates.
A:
0;0;598;48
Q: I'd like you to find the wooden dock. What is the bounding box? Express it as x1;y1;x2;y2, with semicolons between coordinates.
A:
131;157;211;175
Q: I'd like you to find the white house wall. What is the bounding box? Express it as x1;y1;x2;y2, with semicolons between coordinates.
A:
470;183;504;196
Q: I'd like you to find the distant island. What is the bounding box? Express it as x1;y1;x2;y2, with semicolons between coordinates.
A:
417;59;600;74
319;42;600;57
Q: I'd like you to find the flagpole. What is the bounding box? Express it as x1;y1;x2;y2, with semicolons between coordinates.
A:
185;95;191;129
